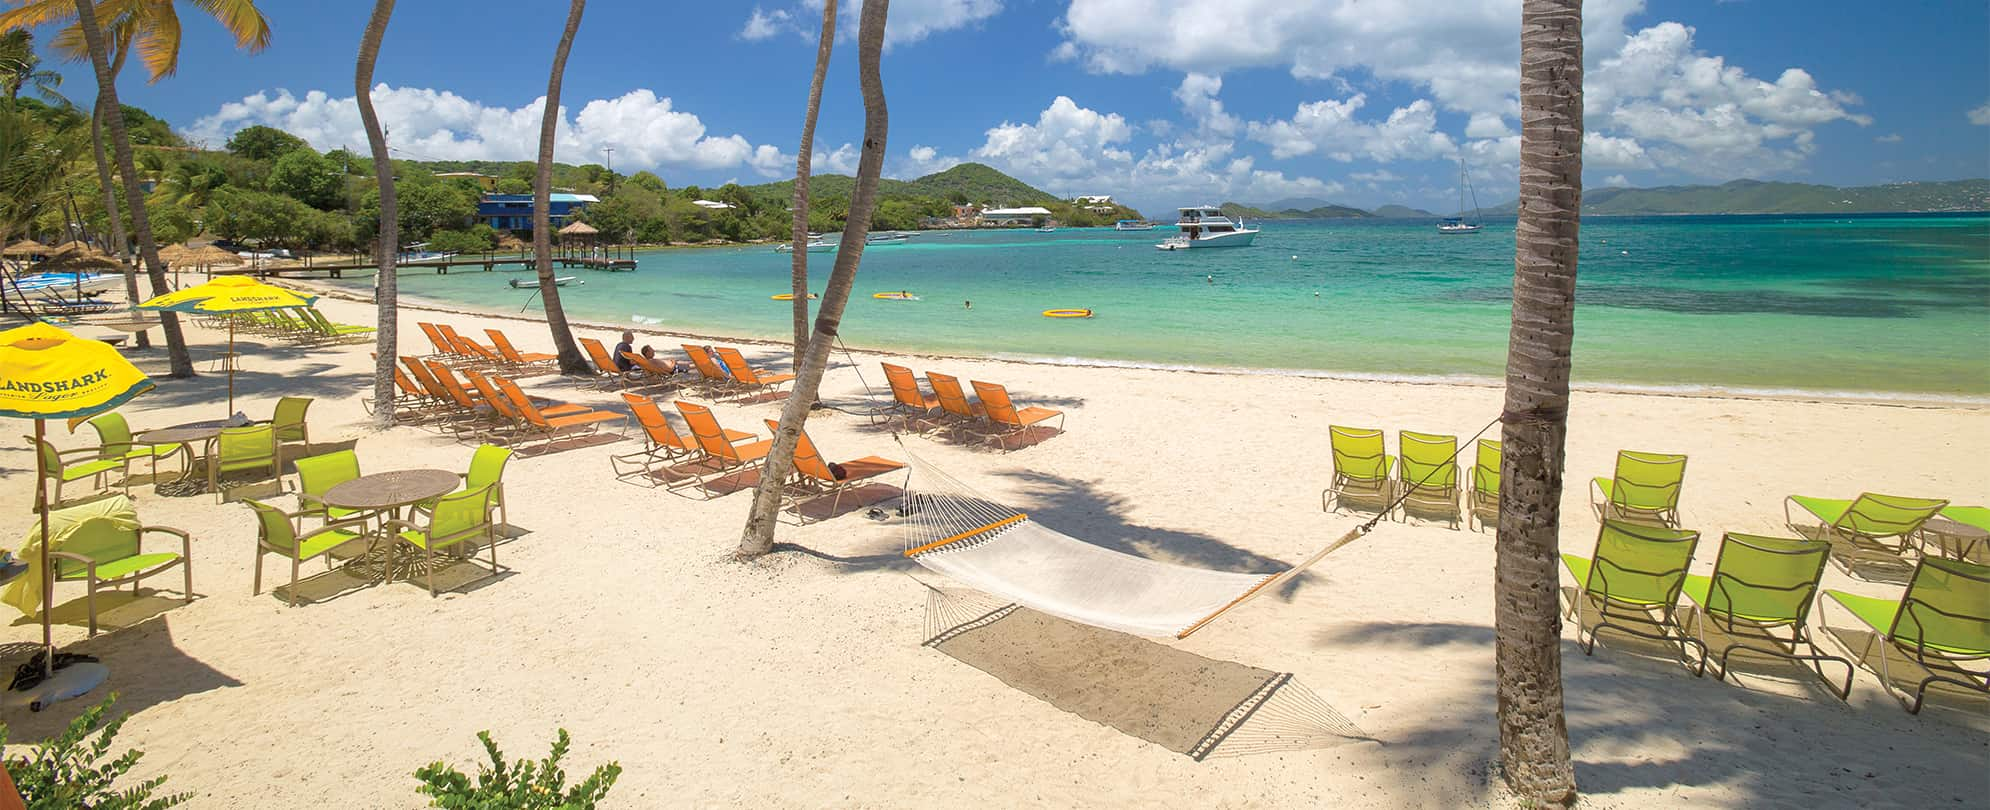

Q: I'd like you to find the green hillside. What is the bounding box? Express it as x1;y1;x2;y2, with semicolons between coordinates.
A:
1220;202;1374;219
1483;178;1990;215
740;162;1062;208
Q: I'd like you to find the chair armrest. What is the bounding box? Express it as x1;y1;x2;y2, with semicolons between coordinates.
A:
377;519;424;536
304;518;376;542
140;525;191;541
46;446;111;460
45;550;96;579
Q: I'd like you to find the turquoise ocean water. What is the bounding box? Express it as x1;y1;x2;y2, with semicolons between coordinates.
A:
337;213;1990;398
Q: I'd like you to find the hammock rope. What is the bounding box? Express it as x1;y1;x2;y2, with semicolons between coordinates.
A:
825;334;1501;639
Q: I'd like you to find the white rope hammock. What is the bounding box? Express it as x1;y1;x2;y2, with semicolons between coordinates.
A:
899;453;1368;639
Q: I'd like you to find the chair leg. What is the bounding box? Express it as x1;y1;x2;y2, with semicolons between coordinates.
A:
183;557;193;604
291;557;302;606
85;578;98;637
427;545;438;597
252;548;264;596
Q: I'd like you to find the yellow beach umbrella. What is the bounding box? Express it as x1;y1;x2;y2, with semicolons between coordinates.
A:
137;276;317;413
0;321;152;707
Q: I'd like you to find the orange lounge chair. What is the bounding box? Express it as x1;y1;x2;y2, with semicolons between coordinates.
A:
494;376;623;447
579;337;639;387
713;347;796;395
969;380;1065;448
401;357;466;421
675;401;771;494
447;333;509;368
365;354;434;418
880;363;940;429
486;328;557;366
763;418;906;522
416;322;454;357
925;372;987;437
463;368;592;442
622;352;683;386
680;344;738;391
425;361;506;438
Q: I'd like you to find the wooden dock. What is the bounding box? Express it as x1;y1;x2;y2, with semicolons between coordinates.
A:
215;250;637;279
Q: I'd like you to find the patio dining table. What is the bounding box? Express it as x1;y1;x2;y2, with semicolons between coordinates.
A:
321;468;461;582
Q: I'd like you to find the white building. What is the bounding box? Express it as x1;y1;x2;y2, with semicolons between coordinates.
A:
980;206;1052;226
692;199;736;210
1073;195;1113;205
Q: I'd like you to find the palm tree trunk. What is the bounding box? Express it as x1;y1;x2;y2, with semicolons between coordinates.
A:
738;0;889;560
72;0;190;377
91;37;142;347
789;0;837;367
1494;0;1582;805
355;0;398;428
532;0;591;376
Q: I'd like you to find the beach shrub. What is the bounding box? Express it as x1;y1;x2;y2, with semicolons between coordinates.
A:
414;729;620;809
0;694;190;809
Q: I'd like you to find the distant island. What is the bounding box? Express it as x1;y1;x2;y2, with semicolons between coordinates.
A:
1482;178;1990;216
1219;198;1437;220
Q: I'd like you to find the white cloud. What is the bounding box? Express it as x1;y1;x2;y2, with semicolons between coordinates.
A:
1583;132;1653;169
812;142;860;175
1350;169;1400;183
1874;133;1902;144
1603;174;1631;187
897;145;964;177
1464;113;1512;139
1247;94;1458;163
1173;73;1239;141
739;6;796;40
183;86;791;177
972;96;1134;182
1969;101;1990;126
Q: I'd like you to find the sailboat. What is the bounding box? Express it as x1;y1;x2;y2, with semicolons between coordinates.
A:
1438;159;1484;234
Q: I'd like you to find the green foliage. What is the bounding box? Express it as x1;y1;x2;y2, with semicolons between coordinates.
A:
362;178;477;244
119;105;184;147
413;729;620;810
494;177;530;194
579;189;661;243
625;171;665;195
224;124;307;161
1;695;190;809
266;148;343;210
0;97;80;239
147;201;197;245
428;226;497;254
324;148;369;175
207;186;313;246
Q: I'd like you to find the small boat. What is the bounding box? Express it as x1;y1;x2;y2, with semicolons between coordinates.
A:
873;291;920;301
1037;226;1056;233
866;232;911;246
1160;205;1259;249
1042;308;1093;318
774;240;838;254
510;276;580;288
1438;158;1484;234
771;292;819;301
1114;220;1154;231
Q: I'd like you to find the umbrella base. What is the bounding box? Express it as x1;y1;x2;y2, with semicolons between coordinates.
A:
5;661;108;713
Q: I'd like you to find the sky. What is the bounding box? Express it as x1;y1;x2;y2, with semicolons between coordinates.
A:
30;0;1990;216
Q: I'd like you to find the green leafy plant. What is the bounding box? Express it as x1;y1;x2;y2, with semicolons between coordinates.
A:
1;694;189;809
414;729;620;809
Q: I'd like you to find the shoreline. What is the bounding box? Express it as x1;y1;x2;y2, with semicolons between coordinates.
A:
287;277;1990;411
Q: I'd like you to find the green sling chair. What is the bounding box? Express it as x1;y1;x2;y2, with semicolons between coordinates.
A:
294;450;365;523
382;484;500;597
87;412;188;485
1824;557;1990;713
262;396;314;455
1466;439;1501;532
27;433;127;506
1322;425;1394;514
209;424;281;503
1590;450;1688;526
1680;533;1852;699
245;499;369;605
1562;519;1705;671
1396;430;1460;529
417;444;514;532
49;515;192;636
1785;493;1949;574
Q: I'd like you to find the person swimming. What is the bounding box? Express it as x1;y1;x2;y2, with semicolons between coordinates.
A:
964;300;972;310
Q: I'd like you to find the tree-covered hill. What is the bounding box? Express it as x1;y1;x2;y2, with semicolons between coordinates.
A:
1482;178;1990;215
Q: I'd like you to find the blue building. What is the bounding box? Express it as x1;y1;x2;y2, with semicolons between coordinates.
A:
476;192;600;232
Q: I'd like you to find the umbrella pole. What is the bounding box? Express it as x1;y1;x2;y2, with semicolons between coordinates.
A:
35;418;52;678
227;319;236;414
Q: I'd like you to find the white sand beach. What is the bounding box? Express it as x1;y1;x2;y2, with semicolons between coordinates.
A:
2;291;1985;808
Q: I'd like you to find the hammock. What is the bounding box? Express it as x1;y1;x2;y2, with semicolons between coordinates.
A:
899;454;1368;639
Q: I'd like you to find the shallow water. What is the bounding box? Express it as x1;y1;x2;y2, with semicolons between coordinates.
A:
334;213;1990;397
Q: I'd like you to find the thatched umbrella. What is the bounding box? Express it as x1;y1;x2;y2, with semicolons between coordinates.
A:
3;239;52;257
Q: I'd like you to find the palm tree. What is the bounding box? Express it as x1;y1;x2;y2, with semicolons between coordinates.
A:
530;0;591;376
0;98;81;313
1493;0;1582;805
69;0;190;376
0;30;63;101
4;0;270;351
787;0;836;366
738;0;890;559
355;0;397;428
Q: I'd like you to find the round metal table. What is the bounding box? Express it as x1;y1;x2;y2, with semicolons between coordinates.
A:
1919;516;1989;563
322;469;462;581
134;419;244;487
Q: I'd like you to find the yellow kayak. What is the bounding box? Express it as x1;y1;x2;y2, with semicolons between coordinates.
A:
873;291;920;300
1043;308;1094;318
771;293;819;301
